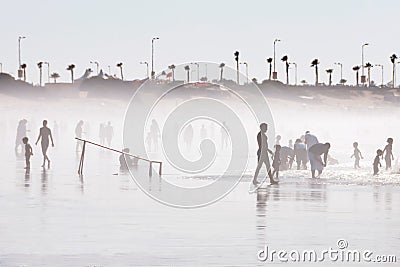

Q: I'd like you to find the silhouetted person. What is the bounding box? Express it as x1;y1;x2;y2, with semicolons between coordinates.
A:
105;121;114;146
275;135;281;146
99;123;105;145
35;120;54;168
308;142;331;178
200;124;207;139
351;142;363;169
382;138;394;170
305;131;319;177
183;124;194;151
150;119;160;151
252;123;278;185
75;120;84;151
272;145;281;179
22;137;33;169
288;139;293;148
373;149;383;175
15;119;28;152
220;121;229;150
119;148;138;170
280;146;294;170
294;138;307;170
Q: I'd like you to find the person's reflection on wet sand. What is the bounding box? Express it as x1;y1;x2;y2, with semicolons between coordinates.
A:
41;168;48;194
24;168;30;188
256;188;269;261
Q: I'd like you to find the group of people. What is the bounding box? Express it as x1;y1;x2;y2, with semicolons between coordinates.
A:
252;123;331;186
16;118;396;180
372;138;394;175
19;120;54;170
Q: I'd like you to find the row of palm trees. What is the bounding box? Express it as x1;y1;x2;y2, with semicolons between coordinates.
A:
283;54;399;88
14;53;400;87
17;62;126;85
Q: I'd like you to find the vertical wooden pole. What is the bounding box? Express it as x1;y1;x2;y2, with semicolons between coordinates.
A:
78;141;86;175
149;162;153;177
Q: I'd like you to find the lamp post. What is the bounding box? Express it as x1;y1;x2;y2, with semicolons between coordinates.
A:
140;61;149;79
361;43;369;85
18;36;26;79
240;62;249;84
273;38;281;80
289;62;297;85
234;51;240;84
190;62;200;81
151;37;159;79
334;62;343;84
43;62;50;83
90;61;99;74
374;64;384;87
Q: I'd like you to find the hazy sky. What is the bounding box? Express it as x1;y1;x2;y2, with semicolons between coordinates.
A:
0;0;399;85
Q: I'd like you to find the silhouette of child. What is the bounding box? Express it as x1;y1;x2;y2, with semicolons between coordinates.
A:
382;138;394;170
351;142;363;169
22;137;33;169
272;145;281;179
373;149;383;175
294;138;307;170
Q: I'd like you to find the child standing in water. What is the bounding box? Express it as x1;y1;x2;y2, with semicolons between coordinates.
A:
272;145;281;179
22;137;33;169
382;138;394;170
351;142;363;169
373;149;383;175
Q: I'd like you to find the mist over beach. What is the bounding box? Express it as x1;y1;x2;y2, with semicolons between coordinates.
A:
1;0;400;266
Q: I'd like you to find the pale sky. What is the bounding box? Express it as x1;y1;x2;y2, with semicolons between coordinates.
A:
0;0;399;85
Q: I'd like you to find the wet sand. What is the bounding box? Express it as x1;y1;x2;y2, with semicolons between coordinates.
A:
0;144;399;266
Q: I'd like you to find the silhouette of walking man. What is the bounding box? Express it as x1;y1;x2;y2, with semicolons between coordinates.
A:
35;120;54;168
252;123;278;185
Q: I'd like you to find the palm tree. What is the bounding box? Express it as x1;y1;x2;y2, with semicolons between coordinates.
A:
310;59;319;86
50;72;60;83
364;62;373;87
37;62;43;86
352;66;360;86
326;69;333;86
390;54;398;88
184;65;190;83
219;63;225;81
21;63;27;82
168;64;176;82
66;64;75;83
116;62;123;80
281;55;289;84
267;58;273;80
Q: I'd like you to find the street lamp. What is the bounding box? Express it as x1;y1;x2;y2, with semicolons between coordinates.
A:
151;37;159;79
44;62;50;83
334;62;343;84
361;43;369;84
90;61;99;74
240;62;249;84
190;62;200;81
18;36;26;79
374;64;384;87
289;62;297;85
273;38;281;80
140;61;149;79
